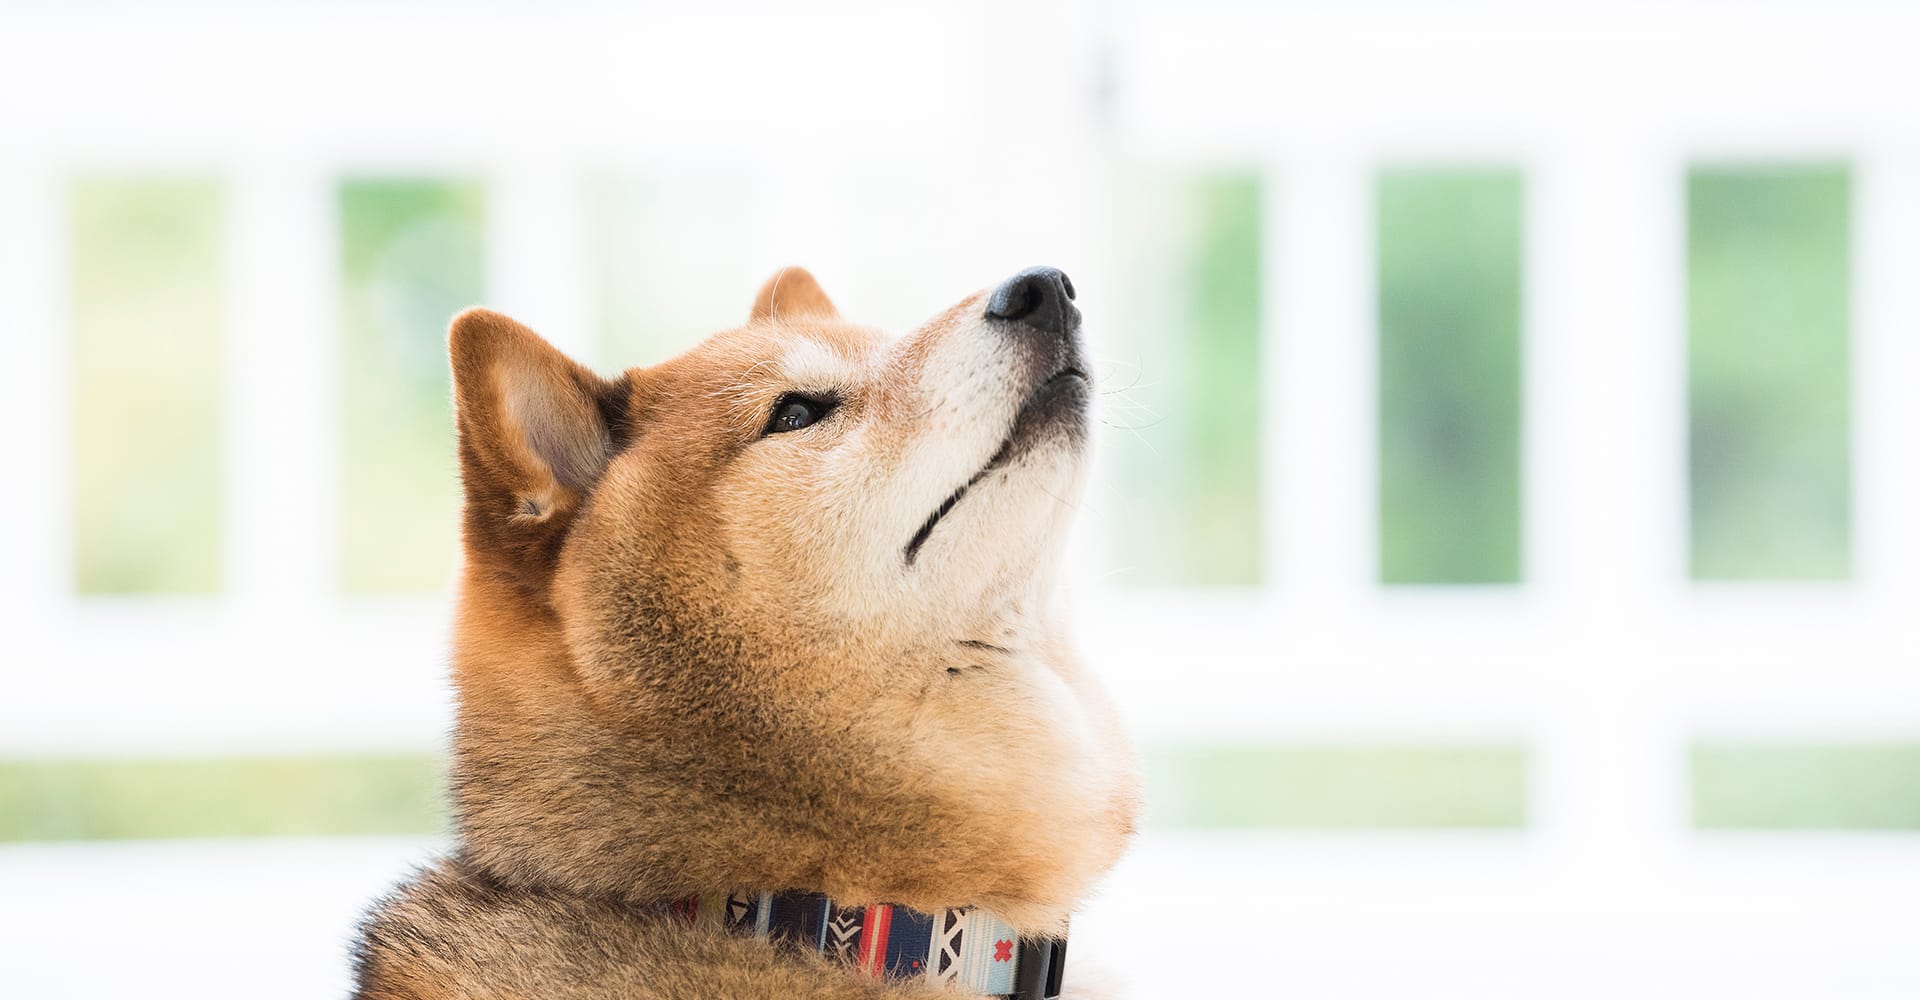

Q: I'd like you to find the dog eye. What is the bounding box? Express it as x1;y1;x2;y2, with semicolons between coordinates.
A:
764;393;832;435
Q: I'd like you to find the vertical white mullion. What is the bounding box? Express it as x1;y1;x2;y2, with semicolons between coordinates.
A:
1523;152;1581;605
489;162;595;366
0;159;71;756
1529;135;1688;867
1526;142;1688;602
225;160;339;606
1634;144;1695;863
0;161;73;611
1270;154;1375;605
763;165;855;307
1852;139;1920;621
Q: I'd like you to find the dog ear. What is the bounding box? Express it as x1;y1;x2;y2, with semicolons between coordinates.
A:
750;266;839;322
448;308;627;561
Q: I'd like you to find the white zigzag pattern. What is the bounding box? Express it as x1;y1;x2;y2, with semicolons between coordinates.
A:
932;908;968;981
825;910;861;960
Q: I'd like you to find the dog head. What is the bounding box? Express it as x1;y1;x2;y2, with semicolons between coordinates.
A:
447;267;1136;932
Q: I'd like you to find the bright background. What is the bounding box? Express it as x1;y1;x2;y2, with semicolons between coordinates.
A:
3;2;1918;997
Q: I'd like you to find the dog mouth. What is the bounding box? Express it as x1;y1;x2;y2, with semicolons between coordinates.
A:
902;367;1089;566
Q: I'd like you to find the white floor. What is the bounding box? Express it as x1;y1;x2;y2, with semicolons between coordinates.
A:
2;832;1916;998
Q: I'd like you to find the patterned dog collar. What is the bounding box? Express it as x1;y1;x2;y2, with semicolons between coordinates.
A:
666;890;1067;999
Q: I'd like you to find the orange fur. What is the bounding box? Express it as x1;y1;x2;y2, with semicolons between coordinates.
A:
354;268;1138;999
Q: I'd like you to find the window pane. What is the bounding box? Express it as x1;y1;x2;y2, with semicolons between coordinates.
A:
1693;743;1920;829
0;755;443;841
339;179;485;592
70;176;224;594
1377;169;1523;585
1109;172;1262;587
1688;167;1851;580
1146;743;1527;828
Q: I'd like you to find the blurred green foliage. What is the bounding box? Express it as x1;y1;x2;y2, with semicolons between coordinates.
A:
1146;744;1528;828
70;176;224;594
0;756;444;841
14;742;1920;839
1688;167;1852;580
1694;744;1920;829
1109;172;1263;587
339;180;485;592
3;747;1526;840
1378;169;1524;585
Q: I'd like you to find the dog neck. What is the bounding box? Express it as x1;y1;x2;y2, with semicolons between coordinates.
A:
660;889;1068;1000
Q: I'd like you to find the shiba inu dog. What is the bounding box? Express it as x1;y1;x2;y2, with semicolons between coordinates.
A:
352;267;1139;999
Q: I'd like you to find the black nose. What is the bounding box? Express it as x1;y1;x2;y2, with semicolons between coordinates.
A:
985;266;1078;335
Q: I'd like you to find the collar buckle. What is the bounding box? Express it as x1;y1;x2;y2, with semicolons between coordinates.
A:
1009;935;1067;1000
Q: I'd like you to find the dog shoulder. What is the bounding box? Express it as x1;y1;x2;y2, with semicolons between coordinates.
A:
350;857;488;1000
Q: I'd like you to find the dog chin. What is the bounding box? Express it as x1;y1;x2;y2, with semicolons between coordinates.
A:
989;369;1091;473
